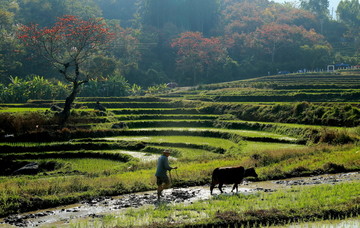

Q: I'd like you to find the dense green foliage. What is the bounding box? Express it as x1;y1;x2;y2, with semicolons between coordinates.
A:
0;75;70;103
1;0;359;90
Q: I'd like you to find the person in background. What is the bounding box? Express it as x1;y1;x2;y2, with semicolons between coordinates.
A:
94;101;106;111
155;149;177;200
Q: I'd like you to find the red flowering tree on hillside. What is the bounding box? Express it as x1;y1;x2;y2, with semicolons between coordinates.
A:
171;32;226;85
248;23;326;63
18;15;114;124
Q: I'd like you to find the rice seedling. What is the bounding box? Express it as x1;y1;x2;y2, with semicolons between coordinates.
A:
0;108;48;113
271;216;360;227
125;127;299;142
239;141;308;154
104;135;238;150
30;158;130;175
72;181;360;227
1;78;360;225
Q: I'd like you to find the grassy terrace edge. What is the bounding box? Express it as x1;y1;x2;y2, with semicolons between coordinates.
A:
75;182;360;227
1;73;360;225
0;142;359;218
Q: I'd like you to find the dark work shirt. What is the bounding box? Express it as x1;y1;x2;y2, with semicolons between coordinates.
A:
155;155;173;177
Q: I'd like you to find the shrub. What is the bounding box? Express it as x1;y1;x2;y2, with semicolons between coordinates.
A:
79;73;131;97
38;161;63;172
293;102;310;115
318;128;354;145
286;166;310;177
0;111;55;135
0;76;70;102
145;83;168;95
323;162;346;173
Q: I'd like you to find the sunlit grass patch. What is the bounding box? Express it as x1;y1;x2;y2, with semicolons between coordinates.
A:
126;127;299;141
0;143;358;217
258;144;360;178
0;103;26;106
224;119;340;130
134;144;222;161
238;141;308;154
0;142;52;147
75;181;360;227
37;158;130;175
174;147;223;161
278;146;360;171
104;135;238;150
0;107;48;112
111;114;220;121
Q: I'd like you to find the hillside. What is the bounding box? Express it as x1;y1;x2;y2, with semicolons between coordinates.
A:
0;72;359;227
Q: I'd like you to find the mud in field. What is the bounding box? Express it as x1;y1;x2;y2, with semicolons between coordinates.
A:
0;172;359;227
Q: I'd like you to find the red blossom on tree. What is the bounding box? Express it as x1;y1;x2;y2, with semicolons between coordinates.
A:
249;23;325;63
18;15;113;65
171;32;226;85
18;15;114;124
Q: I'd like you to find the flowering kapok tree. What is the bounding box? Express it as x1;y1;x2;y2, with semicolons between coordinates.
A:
171;32;226;85
18;15;114;124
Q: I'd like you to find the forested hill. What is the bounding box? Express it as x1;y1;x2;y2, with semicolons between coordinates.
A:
1;0;359;87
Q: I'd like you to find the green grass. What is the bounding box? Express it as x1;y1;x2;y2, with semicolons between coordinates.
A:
223;119;336;129
271;216;360;227
103;136;238;150
262;145;360;174
0;103;27;106
0;107;48;112
238;141;308;154
173;147;223;161
1;78;360;225
108;108;198;111
110;114;220;120
30;158;131;175
0;138;358;218
72;181;360;227
126;127;299;141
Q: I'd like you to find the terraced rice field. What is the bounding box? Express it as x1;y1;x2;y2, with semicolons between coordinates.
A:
1;73;360;227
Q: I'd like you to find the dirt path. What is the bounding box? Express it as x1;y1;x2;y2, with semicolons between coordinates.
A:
1;172;359;227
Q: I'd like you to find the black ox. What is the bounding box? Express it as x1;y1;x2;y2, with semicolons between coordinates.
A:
210;166;258;194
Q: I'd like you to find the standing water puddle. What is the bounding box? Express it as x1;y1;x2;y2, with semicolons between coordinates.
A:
0;172;359;227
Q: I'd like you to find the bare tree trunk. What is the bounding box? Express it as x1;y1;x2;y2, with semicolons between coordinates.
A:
57;61;87;126
59;81;80;125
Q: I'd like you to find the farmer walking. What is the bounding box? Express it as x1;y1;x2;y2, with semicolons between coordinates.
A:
155;149;177;200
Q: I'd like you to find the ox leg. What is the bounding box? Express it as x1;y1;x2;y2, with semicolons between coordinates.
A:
218;183;223;193
210;184;215;195
231;184;235;192
231;183;239;193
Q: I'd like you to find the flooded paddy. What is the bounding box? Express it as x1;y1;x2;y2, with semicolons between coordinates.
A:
1;172;359;227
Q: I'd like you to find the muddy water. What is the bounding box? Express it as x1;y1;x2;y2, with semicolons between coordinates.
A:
0;172;359;227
